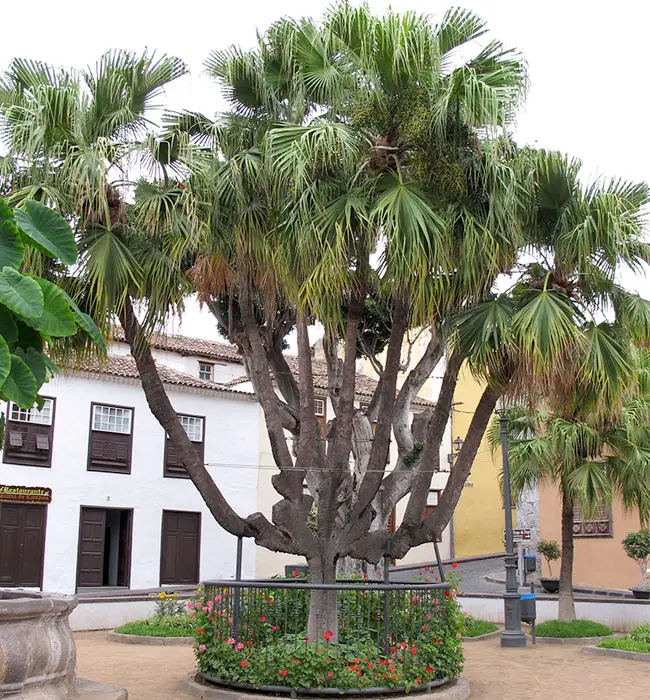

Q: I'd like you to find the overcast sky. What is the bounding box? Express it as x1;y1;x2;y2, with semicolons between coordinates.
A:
3;0;649;340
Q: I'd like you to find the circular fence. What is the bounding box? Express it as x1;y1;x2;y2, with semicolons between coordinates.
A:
189;578;465;696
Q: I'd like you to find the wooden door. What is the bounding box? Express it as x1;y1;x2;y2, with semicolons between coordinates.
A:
77;508;106;587
160;511;201;585
0;503;46;587
117;510;133;587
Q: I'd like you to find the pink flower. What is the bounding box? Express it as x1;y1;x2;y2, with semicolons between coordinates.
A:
186;601;194;610
456;633;462;639
214;595;222;602
226;638;236;645
259;616;267;622
199;644;206;652
235;642;244;651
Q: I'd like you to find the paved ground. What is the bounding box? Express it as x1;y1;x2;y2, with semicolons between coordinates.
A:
391;556;516;595
74;631;650;700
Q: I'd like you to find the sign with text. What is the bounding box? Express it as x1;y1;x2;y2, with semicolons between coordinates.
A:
504;528;532;541
0;485;52;504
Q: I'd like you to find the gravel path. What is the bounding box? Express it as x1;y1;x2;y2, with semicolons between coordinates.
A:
74;631;650;700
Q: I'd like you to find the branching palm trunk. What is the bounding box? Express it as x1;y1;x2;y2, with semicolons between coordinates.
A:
558;490;576;621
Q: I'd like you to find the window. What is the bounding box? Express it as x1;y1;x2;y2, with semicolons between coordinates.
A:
164;414;206;478
423;490;440;520
87;403;134;473
3;398;56;467
198;362;214;381
573;502;613;537
10;399;53;426
314;399;327;437
92;405;132;434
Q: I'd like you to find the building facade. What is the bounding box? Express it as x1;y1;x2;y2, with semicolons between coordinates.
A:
0;347;260;595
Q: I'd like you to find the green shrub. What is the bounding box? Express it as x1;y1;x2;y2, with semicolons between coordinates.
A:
462;616;498;637
597;638;650;654
629;624;650;644
535;620;612;638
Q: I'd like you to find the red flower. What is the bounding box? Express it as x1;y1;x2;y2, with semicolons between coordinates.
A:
410;647;417;655
326;658;331;664
327;672;334;679
240;661;248;668
196;627;203;634
280;670;288;677
272;626;279;632
426;666;434;674
246;641;253;647
292;659;301;665
353;658;360;664
259;616;267;622
357;671;363;677
444;591;451;598
323;630;334;641
452;562;459;569
368;663;375;669
416;677;422;683
209;616;214;622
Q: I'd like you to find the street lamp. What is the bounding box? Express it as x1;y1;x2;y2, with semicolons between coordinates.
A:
496;396;527;648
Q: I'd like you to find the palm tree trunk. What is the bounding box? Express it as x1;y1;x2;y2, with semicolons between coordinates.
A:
558;490;576;621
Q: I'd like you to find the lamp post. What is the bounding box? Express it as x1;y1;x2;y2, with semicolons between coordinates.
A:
496;397;526;648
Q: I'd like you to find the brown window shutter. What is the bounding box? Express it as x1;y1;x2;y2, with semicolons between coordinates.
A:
9;431;23;447
36;435;49;451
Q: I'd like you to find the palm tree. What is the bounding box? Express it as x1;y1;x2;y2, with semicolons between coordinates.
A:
483;150;650;620
175;3;529;634
492;349;650;620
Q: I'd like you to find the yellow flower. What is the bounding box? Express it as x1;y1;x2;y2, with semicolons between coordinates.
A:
158;592;165;599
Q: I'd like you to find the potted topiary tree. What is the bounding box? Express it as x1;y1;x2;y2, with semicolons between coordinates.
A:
538;540;561;593
622;529;650;599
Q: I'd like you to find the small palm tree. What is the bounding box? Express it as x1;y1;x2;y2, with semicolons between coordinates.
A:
492;349;650;619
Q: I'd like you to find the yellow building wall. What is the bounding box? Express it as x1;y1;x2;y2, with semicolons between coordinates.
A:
452;366;510;557
539;484;643;590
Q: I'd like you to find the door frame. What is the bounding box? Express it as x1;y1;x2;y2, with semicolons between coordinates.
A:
75;506;134;592
159;509;201;586
0;501;48;589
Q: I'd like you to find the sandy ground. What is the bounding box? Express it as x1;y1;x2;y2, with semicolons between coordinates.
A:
74;631;650;700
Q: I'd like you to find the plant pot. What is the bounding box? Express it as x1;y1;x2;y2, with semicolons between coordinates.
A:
540;577;559;593
630;587;650;600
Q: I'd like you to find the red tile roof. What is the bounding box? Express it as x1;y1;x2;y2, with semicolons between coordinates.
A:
111;327;242;363
66;354;250;396
110;328;433;408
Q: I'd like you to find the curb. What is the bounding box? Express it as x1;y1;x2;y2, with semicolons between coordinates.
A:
182;674;471;699
77;678;129;699
463;628;501;642
108;630;193;646
582;645;650;662
529;634;615;645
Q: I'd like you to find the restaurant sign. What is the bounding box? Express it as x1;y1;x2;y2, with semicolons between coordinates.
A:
0;485;52;504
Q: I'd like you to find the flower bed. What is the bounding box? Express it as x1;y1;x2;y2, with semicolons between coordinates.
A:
189;579;465;693
597;624;650;654
535;620;613;638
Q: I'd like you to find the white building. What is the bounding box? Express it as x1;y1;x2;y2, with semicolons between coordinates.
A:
1;331;452;627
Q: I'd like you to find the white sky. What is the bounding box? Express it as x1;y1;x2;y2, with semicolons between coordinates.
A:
3;0;649;341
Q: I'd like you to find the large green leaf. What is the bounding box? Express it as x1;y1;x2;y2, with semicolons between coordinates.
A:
0;305;18;347
0;333;10;387
59;288;107;352
0;354;37;407
14;200;77;265
24;277;76;337
0;200;24;269
15;346;48;387
0;267;43;319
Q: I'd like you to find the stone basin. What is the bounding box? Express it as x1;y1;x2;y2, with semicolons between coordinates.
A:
0;589;77;699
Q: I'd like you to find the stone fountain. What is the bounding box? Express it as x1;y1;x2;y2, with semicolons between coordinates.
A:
0;590;126;699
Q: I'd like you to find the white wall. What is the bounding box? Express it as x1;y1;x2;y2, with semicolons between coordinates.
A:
458;595;650;632
1;372;259;594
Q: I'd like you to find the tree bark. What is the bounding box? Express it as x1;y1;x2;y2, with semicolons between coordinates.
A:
307;554;339;642
558;490;576;621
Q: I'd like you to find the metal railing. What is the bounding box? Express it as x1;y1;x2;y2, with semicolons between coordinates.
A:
194;578;459;695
